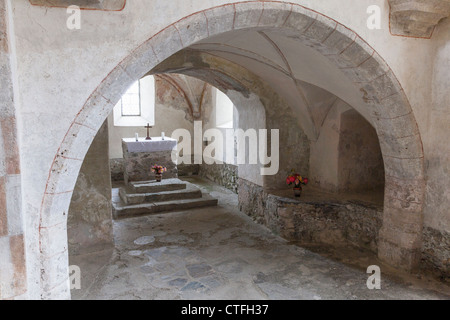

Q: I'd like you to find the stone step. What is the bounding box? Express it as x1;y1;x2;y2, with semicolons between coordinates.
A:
130;178;187;194
119;185;202;205
112;194;218;219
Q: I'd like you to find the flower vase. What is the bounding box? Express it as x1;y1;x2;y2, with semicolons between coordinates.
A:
155;173;162;182
293;187;302;197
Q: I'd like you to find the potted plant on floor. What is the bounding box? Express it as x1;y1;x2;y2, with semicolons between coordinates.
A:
286;170;308;197
151;164;167;182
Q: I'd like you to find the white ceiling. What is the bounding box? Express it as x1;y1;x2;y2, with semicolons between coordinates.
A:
190;28;372;140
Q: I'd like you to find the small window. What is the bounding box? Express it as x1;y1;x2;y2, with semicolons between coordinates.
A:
120;81;141;116
215;89;234;129
113;75;155;127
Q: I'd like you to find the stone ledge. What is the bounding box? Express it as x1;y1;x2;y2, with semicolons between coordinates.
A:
389;0;450;38
421;227;450;280
29;0;126;11
238;178;383;253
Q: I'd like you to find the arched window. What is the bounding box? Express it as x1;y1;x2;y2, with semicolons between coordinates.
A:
215;89;234;129
113;75;155;127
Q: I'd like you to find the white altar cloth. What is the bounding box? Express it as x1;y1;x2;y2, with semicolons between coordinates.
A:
122;137;177;153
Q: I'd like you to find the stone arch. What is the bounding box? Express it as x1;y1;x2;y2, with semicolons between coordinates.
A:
38;1;425;298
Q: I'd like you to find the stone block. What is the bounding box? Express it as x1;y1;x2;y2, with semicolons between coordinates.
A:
40;251;70;293
151;25;186;67
40;278;70;300
378;133;423;159
76;90;115;132
98;65;134;114
259;2;293;28
374;112;420;139
121;186;201;205
384;176;425;204
338;36;374;69
283;8;317;35
40;192;72;228
40;223;68;257
130;179;186;194
58;123;97;161
204;5;235;37
384;195;423;214
379;225;422;249
121;41;160;82
45;156;83;194
234;2;264;29
382;206;423;233
344;52;391;83
383;154;424;180
363;70;403;101
302;14;337;44
113;194;217;219
175;14;211;48
378;237;422;271
318;23;356;56
367;91;413;119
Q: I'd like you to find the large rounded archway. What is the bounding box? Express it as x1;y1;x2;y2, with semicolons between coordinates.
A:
38;1;424;299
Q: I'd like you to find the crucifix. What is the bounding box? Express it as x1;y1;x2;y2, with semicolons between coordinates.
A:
144;123;152;140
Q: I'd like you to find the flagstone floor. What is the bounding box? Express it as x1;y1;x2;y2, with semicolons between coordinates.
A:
70;177;449;300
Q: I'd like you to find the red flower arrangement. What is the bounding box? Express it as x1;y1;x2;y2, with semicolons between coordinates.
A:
286;171;308;188
151;164;167;174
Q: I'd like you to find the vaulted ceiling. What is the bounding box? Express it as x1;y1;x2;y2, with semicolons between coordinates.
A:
186;28;370;141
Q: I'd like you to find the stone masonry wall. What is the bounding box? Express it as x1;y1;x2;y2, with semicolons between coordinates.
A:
238;178;383;253
422;227;450;280
178;163;200;177
68;121;113;256
110;158;124;182
199;163;238;194
122;142;177;184
111;158;201;181
239;177;449;278
278;202;382;253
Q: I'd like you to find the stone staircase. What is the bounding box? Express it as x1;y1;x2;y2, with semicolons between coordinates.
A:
112;178;218;219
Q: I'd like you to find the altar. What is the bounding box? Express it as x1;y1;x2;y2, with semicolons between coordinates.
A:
122;137;178;184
